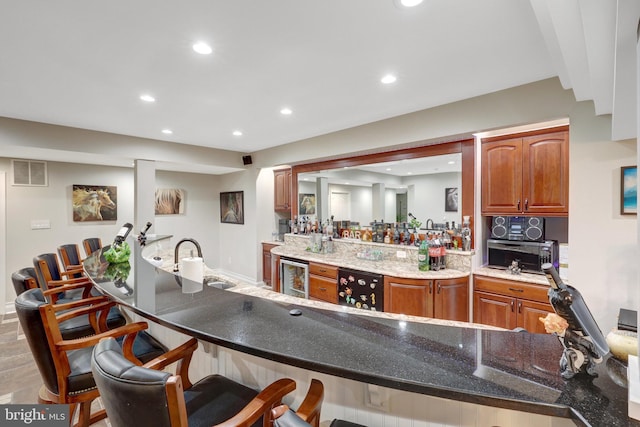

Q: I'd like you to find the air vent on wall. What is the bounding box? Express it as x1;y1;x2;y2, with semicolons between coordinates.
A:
11;159;48;186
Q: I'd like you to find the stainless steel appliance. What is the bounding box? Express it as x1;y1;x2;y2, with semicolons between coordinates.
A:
337;268;383;311
487;239;558;274
280;258;309;299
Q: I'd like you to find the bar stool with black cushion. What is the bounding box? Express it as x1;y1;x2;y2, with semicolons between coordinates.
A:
15;287;171;427
57;243;86;278
33;252;128;338
272;403;365;427
92;336;311;427
11;266;38;296
82;237;103;257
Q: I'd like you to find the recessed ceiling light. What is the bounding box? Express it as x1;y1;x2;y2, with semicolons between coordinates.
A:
400;0;423;7
280;107;293;115
232;130;243;136
140;94;155;103
162;129;173;134
386;168;392;171
381;74;397;84
192;42;212;55
448;161;455;165
407;172;413;175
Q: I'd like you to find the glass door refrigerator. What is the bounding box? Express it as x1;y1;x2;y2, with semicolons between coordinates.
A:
280;258;309;299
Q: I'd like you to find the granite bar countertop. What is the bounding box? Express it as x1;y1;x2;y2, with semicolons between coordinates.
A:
84;238;637;427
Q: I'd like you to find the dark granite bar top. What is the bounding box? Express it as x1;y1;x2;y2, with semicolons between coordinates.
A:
83;239;637;427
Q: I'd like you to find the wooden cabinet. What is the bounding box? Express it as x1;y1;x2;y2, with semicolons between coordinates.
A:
309;262;338;303
261;243;279;287
473;275;553;334
274;168;292;212
384;276;468;321
481;128;569;216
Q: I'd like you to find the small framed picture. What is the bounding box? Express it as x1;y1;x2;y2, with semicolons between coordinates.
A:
445;187;458;212
220;191;244;224
299;193;316;215
621;166;637;215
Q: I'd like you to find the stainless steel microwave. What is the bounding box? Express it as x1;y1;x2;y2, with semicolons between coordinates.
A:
486;239;558;274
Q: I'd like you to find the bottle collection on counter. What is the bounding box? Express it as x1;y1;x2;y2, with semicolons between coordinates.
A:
288;214;472;269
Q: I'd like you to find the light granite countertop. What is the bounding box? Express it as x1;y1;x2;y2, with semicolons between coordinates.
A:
271;244;470;280
474;266;552;286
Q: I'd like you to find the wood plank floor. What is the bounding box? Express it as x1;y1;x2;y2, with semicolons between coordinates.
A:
0;311;110;426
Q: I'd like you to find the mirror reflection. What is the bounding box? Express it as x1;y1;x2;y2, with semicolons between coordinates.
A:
297;153;462;230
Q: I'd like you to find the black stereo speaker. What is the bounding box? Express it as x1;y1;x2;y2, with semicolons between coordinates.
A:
491;216;544;241
523;216;544;241
242;155;252;165
490;216;508;240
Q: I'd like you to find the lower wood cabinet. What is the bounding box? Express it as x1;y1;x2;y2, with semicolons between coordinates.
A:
261;243;279;288
309;262;338;303
473;275;553;334
384;276;469;322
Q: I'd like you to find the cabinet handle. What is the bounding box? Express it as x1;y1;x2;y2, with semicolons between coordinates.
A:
510;300;514;312
508;287;524;293
518;301;522;313
437;283;441;294
319;287;327;291
517;199;521;210
319;269;326;273
429;282;432;294
524;199;528;211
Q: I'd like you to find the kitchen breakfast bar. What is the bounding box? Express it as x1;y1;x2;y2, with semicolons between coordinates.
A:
83;236;635;427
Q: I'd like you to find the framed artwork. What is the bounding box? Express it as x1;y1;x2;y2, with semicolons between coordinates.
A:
155;188;184;215
220;191;244;224
72;185;118;222
299;193;316;215
621;166;637;215
445;187;458;212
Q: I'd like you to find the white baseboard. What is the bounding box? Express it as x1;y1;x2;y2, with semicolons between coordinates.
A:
629;355;640;420
5;301;15;314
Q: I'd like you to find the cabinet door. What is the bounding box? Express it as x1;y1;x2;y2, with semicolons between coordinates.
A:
384;276;433;317
309;274;338;303
522;131;569;214
517;299;554;334
274;168;292;212
434;277;468;321
473;291;517;330
271;255;281;293
481;138;523;214
262;250;272;286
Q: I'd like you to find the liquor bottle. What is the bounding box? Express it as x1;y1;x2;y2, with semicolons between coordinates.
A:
292;216;298;234
393;224;400;244
418;238;429;271
384;225;391;244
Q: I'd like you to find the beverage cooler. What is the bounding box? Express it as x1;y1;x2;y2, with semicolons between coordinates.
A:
338;268;384;311
280;258;309;299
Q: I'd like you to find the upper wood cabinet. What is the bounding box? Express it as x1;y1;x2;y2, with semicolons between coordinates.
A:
383;276;468;322
274;168;292;212
481;127;569;216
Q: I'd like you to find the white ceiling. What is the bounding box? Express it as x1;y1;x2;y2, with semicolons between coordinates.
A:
0;1;637;165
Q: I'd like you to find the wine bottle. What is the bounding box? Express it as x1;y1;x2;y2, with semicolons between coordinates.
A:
113;223;133;246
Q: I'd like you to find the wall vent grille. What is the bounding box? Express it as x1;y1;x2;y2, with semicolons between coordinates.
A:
11;159;48;186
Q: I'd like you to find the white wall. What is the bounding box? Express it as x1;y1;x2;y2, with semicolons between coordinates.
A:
569;101;638;334
404;172;462;226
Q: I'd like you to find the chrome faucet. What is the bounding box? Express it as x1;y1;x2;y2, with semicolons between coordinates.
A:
425;218;434;230
173;238;203;272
